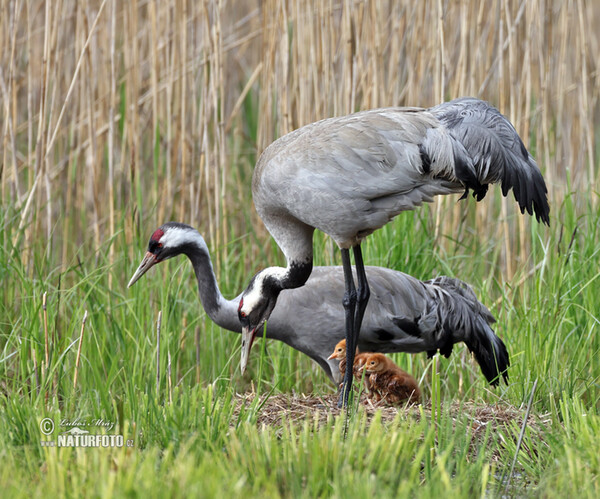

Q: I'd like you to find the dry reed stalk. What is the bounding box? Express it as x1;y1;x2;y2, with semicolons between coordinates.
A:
4;0;22;202
107;0;116;288
432;0;446;246
179;0;188;222
215;3;228;261
149;0;161;224
497;9;513;280
73;309;88;390
0;64;20;203
26;0;33;196
225;62;263;134
576;0;595;186
165;1;174;224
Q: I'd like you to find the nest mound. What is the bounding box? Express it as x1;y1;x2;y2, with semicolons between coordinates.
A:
234;392;549;437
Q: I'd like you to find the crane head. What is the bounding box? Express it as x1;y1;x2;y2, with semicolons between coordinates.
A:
238;270;282;374
128;222;200;288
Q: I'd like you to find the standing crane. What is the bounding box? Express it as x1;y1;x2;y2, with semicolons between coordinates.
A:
128;223;509;386
237;97;549;407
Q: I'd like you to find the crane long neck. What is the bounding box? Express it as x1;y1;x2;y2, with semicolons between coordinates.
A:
260;212;315;291
184;246;241;333
280;259;313;290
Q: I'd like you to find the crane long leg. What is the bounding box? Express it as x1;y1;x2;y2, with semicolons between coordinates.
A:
352;245;370;347
338;248;357;408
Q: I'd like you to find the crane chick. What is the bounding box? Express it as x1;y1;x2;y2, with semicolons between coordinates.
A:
327;339;372;391
362;353;421;405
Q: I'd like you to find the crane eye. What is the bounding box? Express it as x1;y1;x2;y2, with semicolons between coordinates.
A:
240;311;247;318
158;243;163;248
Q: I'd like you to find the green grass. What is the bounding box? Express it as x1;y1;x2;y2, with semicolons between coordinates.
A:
1;182;599;497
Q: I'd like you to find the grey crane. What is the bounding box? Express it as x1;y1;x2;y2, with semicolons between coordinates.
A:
237;97;549;407
128;222;509;386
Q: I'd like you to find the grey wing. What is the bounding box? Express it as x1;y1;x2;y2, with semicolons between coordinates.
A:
255;110;460;244
430;97;550;224
354;267;441;353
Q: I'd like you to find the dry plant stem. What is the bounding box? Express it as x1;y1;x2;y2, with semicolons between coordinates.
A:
224;62;263;134
107;0;116;287
72;310;88;391
5;0;21;200
0;65;20;201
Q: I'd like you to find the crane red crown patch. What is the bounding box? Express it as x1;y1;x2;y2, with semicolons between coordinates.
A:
151;229;164;242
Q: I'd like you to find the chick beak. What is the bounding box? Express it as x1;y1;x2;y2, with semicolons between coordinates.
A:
327;351;338;361
240;325;258;374
128;252;158;288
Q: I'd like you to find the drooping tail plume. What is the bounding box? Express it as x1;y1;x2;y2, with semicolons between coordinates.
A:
427;276;510;385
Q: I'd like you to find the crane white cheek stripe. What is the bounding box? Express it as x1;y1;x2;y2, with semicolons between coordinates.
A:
160;227;205;250
239;284;262;315
239;267;288;316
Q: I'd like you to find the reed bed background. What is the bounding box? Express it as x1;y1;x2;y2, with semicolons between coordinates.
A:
1;1;600;496
1;0;598;278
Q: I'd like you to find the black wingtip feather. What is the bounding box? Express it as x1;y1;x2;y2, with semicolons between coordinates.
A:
503;159;550;226
465;334;510;386
431;97;550;225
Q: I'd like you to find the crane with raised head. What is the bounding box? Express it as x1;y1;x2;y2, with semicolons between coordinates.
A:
128;223;510;388
237;97;549;407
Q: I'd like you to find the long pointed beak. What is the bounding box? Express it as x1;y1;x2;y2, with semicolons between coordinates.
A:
128;252;158;288
327;352;337;361
240;325;258;374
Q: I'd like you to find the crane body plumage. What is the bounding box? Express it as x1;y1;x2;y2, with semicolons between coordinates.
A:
253;98;548;253
129;223;509;386
239;97;547;406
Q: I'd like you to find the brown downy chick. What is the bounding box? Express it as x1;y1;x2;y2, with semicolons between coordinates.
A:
327;339;371;390
362;353;421;405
